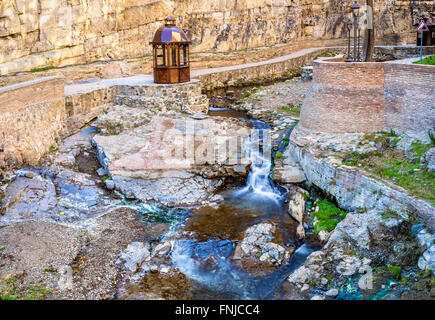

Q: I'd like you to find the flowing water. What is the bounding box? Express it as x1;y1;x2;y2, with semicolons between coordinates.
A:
123;107;317;299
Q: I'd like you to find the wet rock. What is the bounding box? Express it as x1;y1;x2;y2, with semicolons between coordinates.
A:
54;169;120;221
97;168;107;176
287;185;308;238
152;241;172;257
234;222;293;270
118;242;150;273
325;288;339;298
423;148;435;171
0;173;57;224
105;179;115;190
417;244;435;272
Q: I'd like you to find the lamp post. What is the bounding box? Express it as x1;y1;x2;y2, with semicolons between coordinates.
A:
352;1;360;62
346;20;353;62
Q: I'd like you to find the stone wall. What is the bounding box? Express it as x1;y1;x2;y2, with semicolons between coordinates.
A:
289;126;435;232
115;80;209;114
300;60;435;142
0;76;65;167
0;0;426;75
196;48;326;91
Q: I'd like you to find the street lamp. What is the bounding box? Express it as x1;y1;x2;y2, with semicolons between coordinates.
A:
352;1;360;62
346;20;353;62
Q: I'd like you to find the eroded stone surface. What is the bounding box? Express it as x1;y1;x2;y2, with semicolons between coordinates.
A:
93;115;252;206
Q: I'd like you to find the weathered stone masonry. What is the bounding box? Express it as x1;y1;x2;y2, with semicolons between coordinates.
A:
0;76;65;167
0;75;209;168
300;60;435;142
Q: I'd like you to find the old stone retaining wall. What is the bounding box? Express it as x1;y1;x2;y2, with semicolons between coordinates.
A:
289;126;435;232
196;48;327;91
300;60;435;142
115;80;209;114
0;76;65;167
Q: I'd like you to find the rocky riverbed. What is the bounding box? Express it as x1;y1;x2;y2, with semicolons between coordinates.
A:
0;78;434;300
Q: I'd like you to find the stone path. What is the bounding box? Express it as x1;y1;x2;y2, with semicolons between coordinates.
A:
65;47;338;96
64;44;431;96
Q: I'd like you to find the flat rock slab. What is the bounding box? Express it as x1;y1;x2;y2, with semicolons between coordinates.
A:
0;168;121;226
93;115;252;206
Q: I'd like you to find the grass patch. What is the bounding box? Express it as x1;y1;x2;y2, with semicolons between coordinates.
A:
312;199;347;233
341;133;435;205
0;278;53;300
237;87;262;104
315;51;335;59
413;55;435;65
279;104;301;116
29;66;56;73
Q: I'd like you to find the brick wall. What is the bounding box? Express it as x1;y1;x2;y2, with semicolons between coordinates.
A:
300;60;435;142
300;61;386;133
384;63;435;142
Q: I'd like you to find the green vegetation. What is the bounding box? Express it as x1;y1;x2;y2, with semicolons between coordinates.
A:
237;87;262;104
102;175;111;182
279;104;301;116
386;265;402;279
315;51;335;59
274;152;283;160
29;66;56;73
413;55;435;65
0;278;52;300
312;199;347;233
381;209;401;220
341;132;435;205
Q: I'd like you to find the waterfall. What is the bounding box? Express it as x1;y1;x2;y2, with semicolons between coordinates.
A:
235;123;282;202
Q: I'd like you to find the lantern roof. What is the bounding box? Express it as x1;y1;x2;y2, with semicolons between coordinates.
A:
151;17;190;44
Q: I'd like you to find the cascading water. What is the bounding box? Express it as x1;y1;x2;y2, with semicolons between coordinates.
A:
167;116;300;299
124;109;316;300
235;119;282;202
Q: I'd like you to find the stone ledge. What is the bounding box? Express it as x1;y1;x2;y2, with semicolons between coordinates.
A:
0;76;65;113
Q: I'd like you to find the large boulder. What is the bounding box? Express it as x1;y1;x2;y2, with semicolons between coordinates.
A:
93;115;251;206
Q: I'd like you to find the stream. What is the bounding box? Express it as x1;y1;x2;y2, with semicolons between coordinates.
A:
120;105;318;300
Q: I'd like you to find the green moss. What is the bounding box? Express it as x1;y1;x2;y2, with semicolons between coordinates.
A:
29;66;56;73
102;175;111;182
400;276;409;284
386;265;402;279
312;199;347;233
274;152;283;160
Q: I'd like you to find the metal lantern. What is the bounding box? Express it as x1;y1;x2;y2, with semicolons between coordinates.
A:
150;17;191;84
